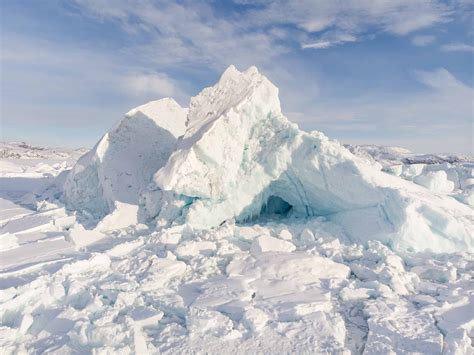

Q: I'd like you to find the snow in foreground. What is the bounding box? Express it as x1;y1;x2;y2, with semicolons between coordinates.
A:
1;177;473;353
1;65;473;354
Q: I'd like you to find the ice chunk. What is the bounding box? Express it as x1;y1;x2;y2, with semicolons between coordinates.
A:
68;224;106;248
175;240;216;258
278;229;293;241
227;252;350;282
0;233;19;252
241;307;269;332
250;235;295;254
414;170;455;193
148;66;473;253
106;239;144;257
64;98;187;225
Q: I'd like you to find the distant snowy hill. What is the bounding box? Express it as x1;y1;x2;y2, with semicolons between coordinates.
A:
0;141;87;160
345;143;473;167
346;144;474;206
0;67;473;354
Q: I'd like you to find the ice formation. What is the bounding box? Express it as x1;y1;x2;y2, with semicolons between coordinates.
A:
1;137;473;352
63;98;187;225
141;66;473;253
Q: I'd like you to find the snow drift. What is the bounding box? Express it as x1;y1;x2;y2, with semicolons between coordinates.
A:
63;98;187;225
143;66;472;253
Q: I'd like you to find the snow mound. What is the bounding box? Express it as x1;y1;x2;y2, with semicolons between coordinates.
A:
414;170;455;193
147;66;473;253
64;98;187;224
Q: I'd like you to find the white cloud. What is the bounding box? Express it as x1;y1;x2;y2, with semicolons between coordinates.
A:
414;68;469;90
72;0;455;65
0;32;190;144
302;33;357;50
302;41;334;50
73;0;285;71
290;68;474;154
411;35;436;46
120;73;179;98
441;43;474;52
244;0;452;38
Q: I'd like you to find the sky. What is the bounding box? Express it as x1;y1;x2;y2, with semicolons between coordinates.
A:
1;0;473;154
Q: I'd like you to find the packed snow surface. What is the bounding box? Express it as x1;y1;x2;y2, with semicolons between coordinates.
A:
1;65;473;354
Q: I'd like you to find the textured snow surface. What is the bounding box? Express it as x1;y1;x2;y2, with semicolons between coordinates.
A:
1;65;474;354
1;193;473;353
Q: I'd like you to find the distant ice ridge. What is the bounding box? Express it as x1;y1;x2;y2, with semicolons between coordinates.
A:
63;98;187;227
0;141;87;160
346;144;474;207
143;66;472;253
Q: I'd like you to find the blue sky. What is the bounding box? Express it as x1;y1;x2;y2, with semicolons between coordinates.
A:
1;0;473;153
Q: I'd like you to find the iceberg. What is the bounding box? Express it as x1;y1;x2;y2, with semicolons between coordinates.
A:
145;66;472;253
64;98;187;224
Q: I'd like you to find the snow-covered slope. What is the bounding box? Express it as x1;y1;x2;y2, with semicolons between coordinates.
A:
63;98;187;226
145;66;472;253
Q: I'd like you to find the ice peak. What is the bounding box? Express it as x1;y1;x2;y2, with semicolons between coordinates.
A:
184;66;281;139
219;65;260;84
219;64;239;81
125;98;187;139
126;97;180;118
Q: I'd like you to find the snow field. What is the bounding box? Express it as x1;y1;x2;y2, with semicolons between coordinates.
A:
1;216;473;353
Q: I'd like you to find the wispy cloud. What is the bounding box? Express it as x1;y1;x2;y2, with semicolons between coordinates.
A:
411;35;436;46
1;33;189;103
72;0;454;63
120;73;183;98
302;33;357;50
290;68;474;153
414;68;470;90
0;32;191;147
243;0;452;39
72;0;286;70
441;42;474;52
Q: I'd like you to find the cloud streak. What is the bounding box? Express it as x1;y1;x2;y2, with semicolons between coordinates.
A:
72;0;455;63
302;34;357;50
441;43;474;52
411;35;436;46
290;68;473;153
